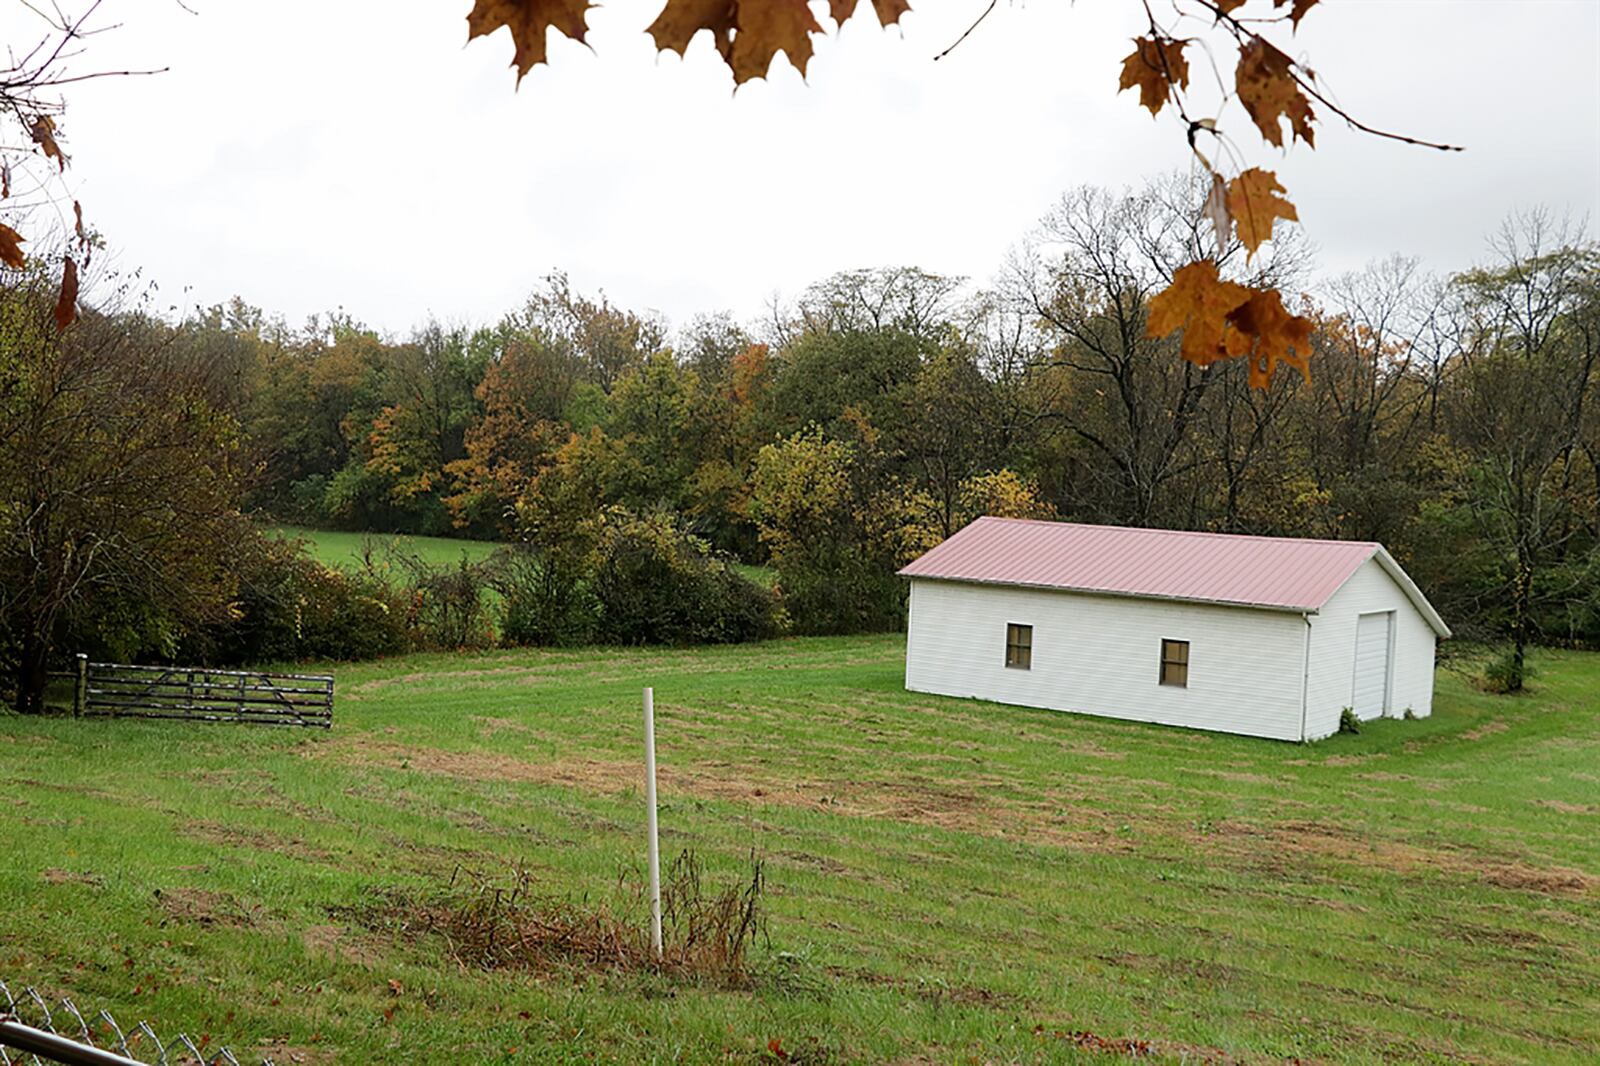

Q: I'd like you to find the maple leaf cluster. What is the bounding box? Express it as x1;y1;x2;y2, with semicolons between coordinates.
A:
468;0;910;86
1112;0;1335;387
1147;260;1311;388
463;0;1394;389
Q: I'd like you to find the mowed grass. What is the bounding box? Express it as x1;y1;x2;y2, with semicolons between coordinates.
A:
266;524;778;588
266;524;503;570
2;638;1596;1064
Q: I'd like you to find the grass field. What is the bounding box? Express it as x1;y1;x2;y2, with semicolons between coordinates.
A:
266;525;503;570
266;525;777;588
2;637;1596;1064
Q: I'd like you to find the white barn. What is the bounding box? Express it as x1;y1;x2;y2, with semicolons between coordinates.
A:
899;518;1450;741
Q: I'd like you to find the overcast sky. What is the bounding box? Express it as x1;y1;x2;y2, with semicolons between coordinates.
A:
16;0;1600;335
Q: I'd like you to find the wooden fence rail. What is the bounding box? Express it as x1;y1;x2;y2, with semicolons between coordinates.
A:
76;656;333;728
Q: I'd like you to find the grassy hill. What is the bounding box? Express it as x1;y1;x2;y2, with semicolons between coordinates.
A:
2;638;1595;1062
266;524;503;570
266;525;776;588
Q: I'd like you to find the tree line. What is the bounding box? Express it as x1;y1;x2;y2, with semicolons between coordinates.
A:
3;175;1597;710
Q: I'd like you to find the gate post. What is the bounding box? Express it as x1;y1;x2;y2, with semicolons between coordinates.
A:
74;654;87;717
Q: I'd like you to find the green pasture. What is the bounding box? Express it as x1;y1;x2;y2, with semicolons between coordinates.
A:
265;525;503;570
2;637;1595;1063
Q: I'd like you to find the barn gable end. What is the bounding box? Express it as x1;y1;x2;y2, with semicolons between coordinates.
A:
1303;555;1440;739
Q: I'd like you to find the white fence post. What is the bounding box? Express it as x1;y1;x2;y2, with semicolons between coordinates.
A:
643;686;663;961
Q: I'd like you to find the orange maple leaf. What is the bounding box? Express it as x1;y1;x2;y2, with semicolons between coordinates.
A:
1146;259;1251;368
1225;288;1314;387
828;0;910;28
1118;36;1189;117
648;0;738;63
0;223;24;270
30;116;66;171
1274;0;1319;28
729;0;823;82
467;0;595;83
650;0;836;83
1235;38;1315;148
54;257;78;331
1226;167;1298;259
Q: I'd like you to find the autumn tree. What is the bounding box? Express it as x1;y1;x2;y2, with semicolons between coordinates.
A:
605;351;706;511
0;270;251;712
1444;217;1600;689
1009;174;1308;526
750;427;909;633
522;272;665;392
779;266;964;347
445;329;579;535
1290;258;1450;544
685;340;775;556
892;346;1004;539
761;315;928;446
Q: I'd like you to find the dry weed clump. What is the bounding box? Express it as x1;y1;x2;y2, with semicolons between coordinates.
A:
362;849;768;988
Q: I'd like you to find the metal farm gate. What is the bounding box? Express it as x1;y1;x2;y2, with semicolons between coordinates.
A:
74;658;332;728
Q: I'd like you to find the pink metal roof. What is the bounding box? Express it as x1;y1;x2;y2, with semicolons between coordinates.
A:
898;517;1381;613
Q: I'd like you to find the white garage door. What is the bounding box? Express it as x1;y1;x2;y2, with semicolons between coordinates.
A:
1352;611;1393;719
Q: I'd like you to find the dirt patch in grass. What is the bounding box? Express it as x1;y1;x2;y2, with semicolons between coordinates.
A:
1535;799;1599;815
301;923;384;967
1433;919;1551;950
251;1043;335;1065
1480;863;1594;895
831;965;1021;1009
471;715;535;737
41;868;103;887
1189;768;1286;786
1321;753;1389;767
329;742;1147;854
1463;720;1509;740
1206;818;1597;897
156;887;260;928
181;820;337;864
774;850;851;875
4;776;112;797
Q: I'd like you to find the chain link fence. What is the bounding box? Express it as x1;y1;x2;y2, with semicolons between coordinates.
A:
0;980;273;1066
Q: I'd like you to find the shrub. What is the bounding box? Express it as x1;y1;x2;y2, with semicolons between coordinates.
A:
398;554;496;651
591;510;780;645
190;537;410;664
371;849;767;989
1338;706;1361;735
1479;648;1533;694
299;564;413;661
495;549;598;647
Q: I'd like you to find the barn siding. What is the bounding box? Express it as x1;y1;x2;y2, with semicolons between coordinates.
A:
904;578;1308;741
1303;557;1438;739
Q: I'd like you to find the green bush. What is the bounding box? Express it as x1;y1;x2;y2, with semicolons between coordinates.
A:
768;544;904;635
496;550;599;647
1479;648;1533;694
188;538;410;665
591;511;779;646
400;555;496;651
1338;707;1361;735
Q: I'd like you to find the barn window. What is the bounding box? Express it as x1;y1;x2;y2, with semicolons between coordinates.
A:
1159;639;1189;687
1005;623;1033;670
